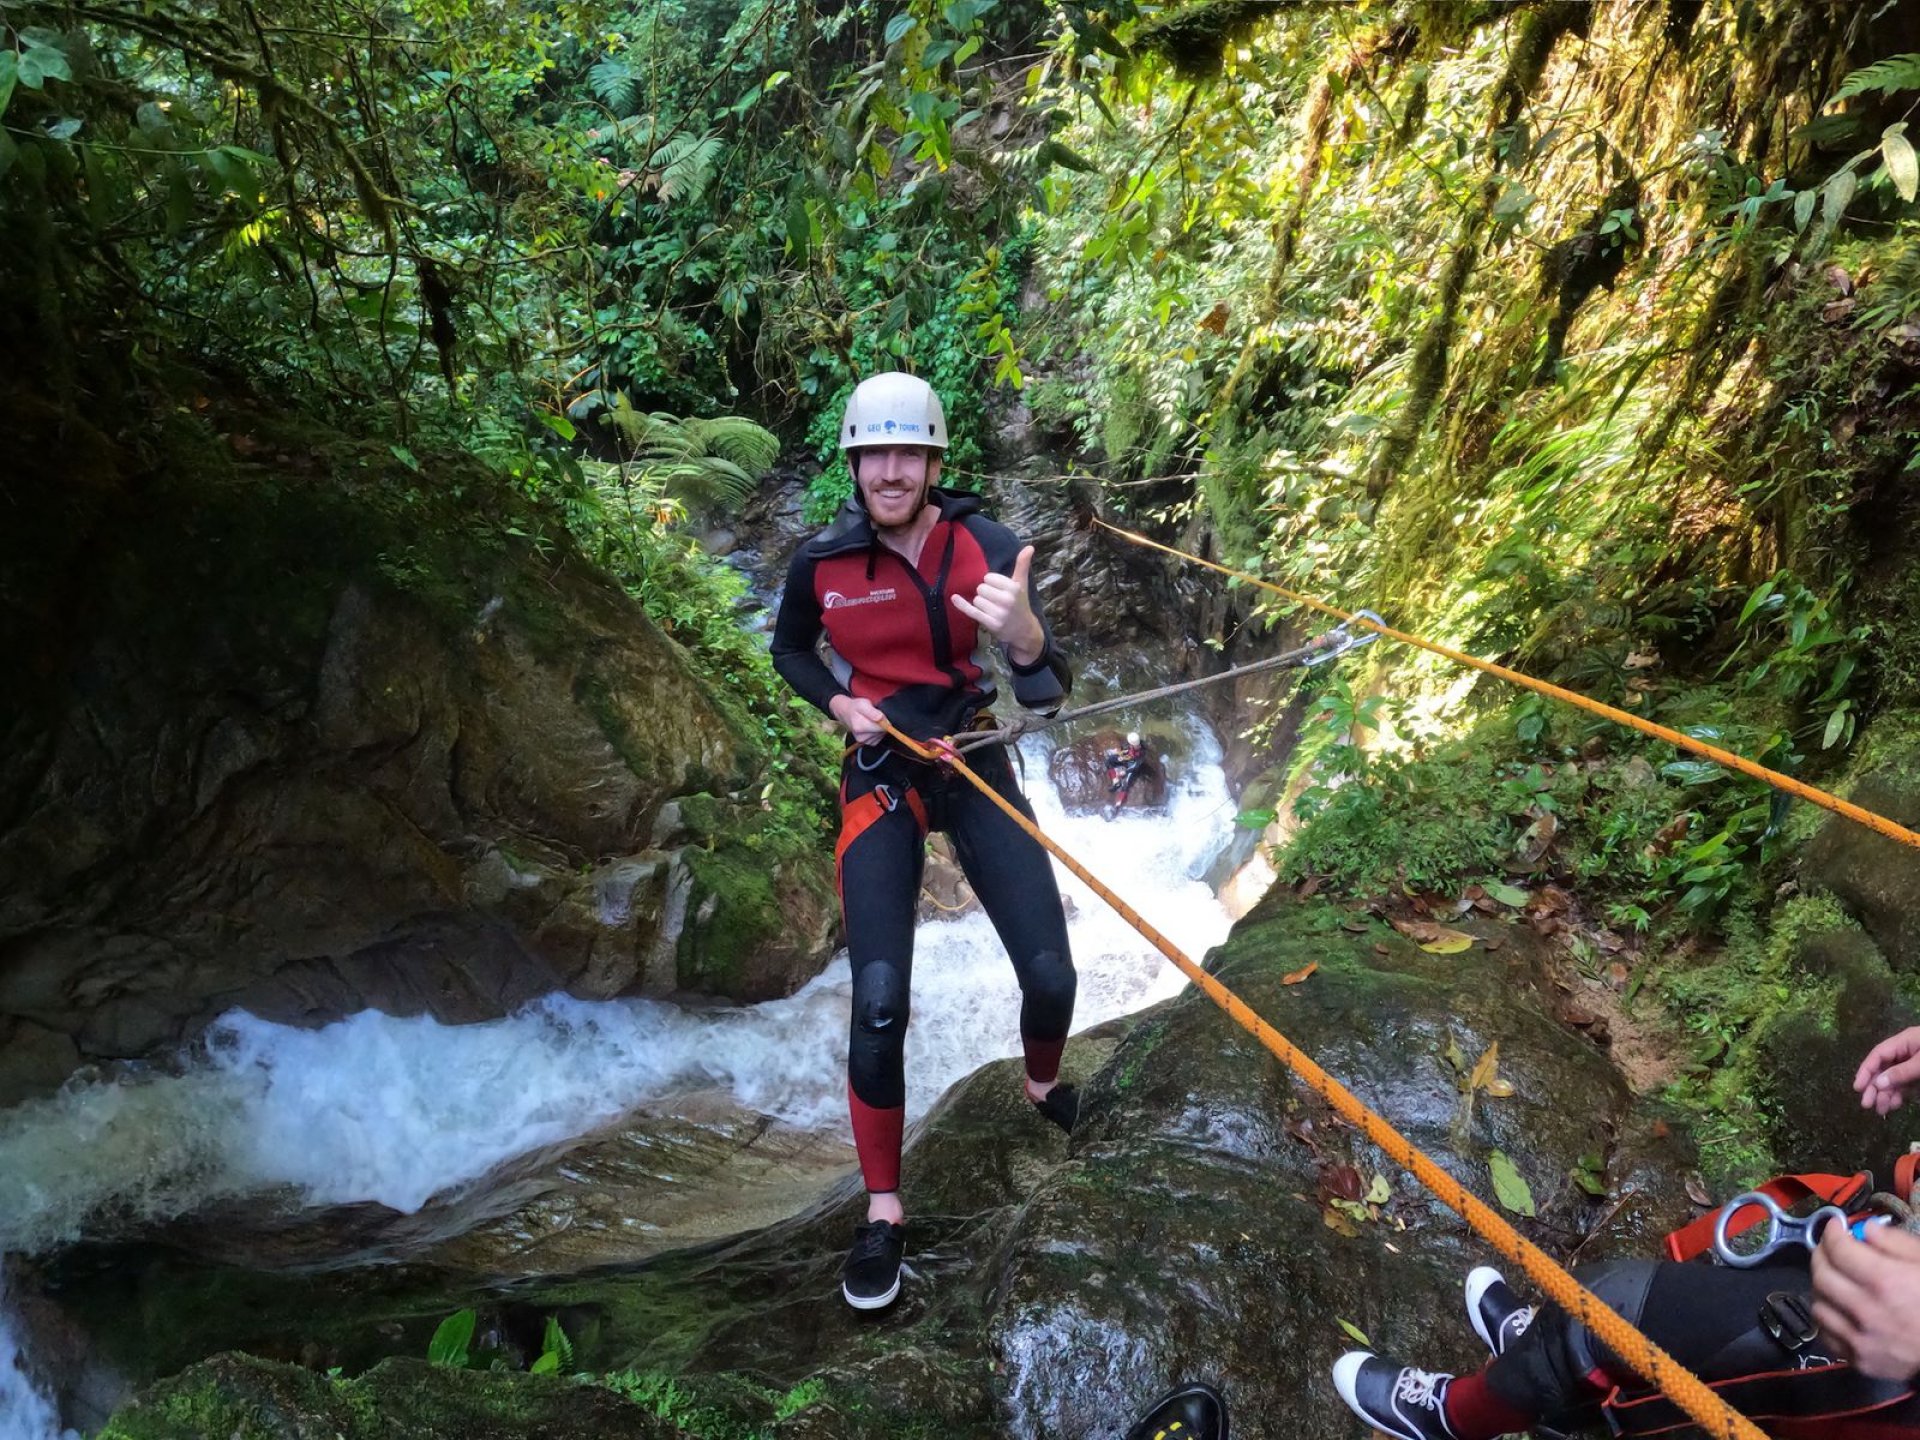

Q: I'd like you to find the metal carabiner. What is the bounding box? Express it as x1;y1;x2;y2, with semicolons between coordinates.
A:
1712;1191;1851;1267
1303;610;1387;668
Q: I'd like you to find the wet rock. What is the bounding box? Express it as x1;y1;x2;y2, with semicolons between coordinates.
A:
919;833;980;920
1803;742;1920;971
85;898;1700;1440
0;1018;80;1109
980;894;1688;1439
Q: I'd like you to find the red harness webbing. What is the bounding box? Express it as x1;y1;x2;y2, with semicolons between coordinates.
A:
1663;1172;1873;1263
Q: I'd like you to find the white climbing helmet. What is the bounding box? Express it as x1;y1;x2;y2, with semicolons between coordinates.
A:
839;371;948;452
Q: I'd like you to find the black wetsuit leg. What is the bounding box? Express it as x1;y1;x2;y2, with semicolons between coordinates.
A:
936;742;1076;1079
837;745;927;1193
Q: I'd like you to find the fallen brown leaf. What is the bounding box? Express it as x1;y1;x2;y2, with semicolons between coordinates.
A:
1282;961;1319;985
1469;1042;1501;1092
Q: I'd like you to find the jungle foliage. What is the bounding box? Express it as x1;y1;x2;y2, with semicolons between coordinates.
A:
11;0;1920;1188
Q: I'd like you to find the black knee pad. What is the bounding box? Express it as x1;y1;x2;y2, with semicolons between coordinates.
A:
849;961;909;1107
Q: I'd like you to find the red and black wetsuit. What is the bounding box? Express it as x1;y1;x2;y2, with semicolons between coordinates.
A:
771;488;1075;1194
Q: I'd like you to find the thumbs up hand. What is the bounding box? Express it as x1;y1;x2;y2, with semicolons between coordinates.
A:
952;544;1045;664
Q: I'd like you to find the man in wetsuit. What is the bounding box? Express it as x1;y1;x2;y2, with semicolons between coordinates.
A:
770;371;1079;1312
1330;1023;1920;1440
1104;731;1148;814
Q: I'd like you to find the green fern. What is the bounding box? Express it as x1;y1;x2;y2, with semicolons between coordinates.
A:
649;132;724;204
686;416;780;474
1830;53;1920;104
589;58;640;116
603;396;779;509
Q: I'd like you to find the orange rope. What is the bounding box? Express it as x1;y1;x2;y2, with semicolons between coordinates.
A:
879;717;1771;1440
1095;519;1920;853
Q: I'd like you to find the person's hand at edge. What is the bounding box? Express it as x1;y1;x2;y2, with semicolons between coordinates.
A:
1856;1026;1920;1115
1813;1220;1920;1380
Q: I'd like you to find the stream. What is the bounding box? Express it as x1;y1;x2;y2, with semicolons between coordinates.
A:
0;700;1245;1439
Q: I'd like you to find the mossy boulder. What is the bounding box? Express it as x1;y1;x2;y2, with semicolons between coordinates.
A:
1803;735;1920;973
98;1352;680;1440
1748;924;1920;1174
0;413;838;1105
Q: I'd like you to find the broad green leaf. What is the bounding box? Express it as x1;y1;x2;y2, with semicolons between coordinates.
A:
1792;187;1817;231
428;1308;476;1367
1883;126;1918;202
884;13;917;45
1336;1317;1372;1346
530;1350;560;1374
1484;881;1529;907
763;70;791;92
1737;579;1776;625
18;41;72;90
1364;1173;1391;1205
1489;1150;1536;1217
1823;702;1852;750
1824;169;1858;228
45;116;81;141
540;412;577;441
0;54;16;120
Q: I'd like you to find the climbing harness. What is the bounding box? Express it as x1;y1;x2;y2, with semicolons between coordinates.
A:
954;620;1372;755
878;714;1774;1440
1095;519;1920;855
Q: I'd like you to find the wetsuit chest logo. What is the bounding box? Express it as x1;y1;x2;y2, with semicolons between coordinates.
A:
824;586;900;610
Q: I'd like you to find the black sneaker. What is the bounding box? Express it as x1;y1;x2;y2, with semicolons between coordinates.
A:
1330;1354;1457;1440
1465;1265;1535;1356
841;1220;905;1310
1123;1380;1228;1440
1032;1083;1079;1133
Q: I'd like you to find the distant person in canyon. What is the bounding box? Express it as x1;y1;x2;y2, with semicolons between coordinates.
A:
771;370;1079;1312
1330;1023;1920;1440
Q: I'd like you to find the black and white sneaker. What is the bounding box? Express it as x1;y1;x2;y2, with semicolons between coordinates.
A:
1032;1083;1080;1134
841;1220;906;1310
1331;1353;1457;1440
1465;1266;1535;1356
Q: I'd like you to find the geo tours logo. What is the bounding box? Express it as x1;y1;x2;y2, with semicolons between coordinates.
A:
823;587;899;610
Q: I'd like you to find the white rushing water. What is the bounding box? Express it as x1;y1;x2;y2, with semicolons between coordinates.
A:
0;714;1238;1434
